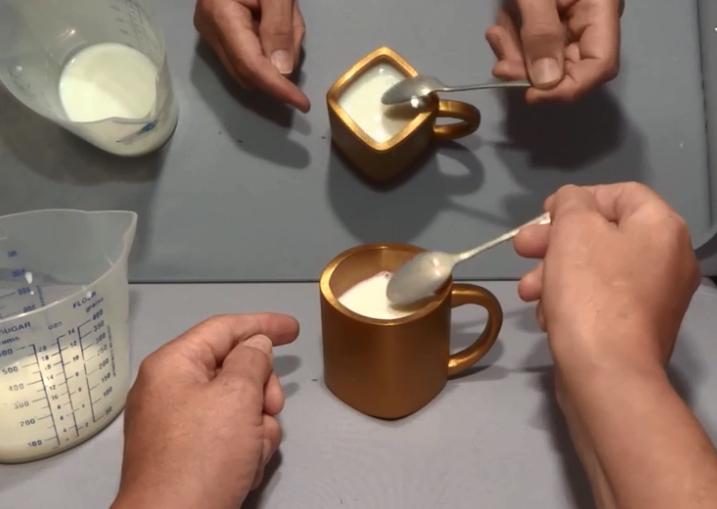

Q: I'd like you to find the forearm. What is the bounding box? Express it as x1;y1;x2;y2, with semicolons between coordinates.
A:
560;362;717;508
557;374;617;509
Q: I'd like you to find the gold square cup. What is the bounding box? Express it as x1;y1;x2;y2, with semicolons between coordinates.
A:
326;47;481;183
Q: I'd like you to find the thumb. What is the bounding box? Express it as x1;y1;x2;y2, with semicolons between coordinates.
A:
217;335;273;400
259;0;295;75
516;0;565;89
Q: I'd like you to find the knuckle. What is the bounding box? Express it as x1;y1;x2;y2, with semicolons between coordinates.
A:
485;26;502;40
521;21;563;43
621;181;646;193
193;0;213;30
605;59;620;81
663;212;690;241
295;23;305;42
294;15;306;34
137;353;163;381
230;371;266;398
202;314;234;331
554;184;581;200
260;23;293;41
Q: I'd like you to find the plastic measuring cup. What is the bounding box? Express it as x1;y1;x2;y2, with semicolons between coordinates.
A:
0;210;136;462
0;0;178;156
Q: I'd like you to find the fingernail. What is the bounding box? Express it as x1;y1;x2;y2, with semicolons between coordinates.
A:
261;438;273;465
244;335;272;357
530;57;561;88
271;50;293;75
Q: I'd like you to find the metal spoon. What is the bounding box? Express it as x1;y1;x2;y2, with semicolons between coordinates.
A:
381;75;531;105
386;213;551;307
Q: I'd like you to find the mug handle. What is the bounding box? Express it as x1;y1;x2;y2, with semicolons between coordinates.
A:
447;283;503;377
432;100;481;141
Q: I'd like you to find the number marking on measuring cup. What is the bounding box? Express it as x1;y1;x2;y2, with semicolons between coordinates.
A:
0;280;122;454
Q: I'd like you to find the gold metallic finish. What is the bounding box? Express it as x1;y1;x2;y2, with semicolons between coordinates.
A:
433;100;482;141
319;244;503;419
326;47;481;183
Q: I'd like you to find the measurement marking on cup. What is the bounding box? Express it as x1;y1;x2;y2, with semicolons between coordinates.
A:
56;338;80;437
36;284;46;307
77;319;92;340
31;345;60;447
108;325;116;377
77;330;97;423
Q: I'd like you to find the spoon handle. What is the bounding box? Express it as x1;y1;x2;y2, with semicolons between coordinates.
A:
456;212;551;263
440;79;531;93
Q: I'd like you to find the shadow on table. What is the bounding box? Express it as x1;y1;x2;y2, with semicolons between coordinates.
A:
189;42;311;170
326;137;515;244
275;354;302;399
490;86;647;224
243;451;283;509
0;88;164;270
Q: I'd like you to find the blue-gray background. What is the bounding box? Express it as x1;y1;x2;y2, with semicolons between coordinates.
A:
1;0;715;281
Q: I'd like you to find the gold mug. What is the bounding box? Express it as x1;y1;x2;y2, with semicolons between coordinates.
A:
326;47;481;183
319;244;503;419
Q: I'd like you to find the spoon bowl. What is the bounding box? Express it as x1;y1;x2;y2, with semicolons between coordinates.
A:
381;74;531;105
387;213;551;307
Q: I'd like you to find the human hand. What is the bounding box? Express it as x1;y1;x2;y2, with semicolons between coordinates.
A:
194;0;310;112
111;313;300;509
514;183;700;375
486;0;623;102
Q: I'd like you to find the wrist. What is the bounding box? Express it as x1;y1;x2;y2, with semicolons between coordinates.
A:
555;346;671;422
549;326;666;385
111;478;249;509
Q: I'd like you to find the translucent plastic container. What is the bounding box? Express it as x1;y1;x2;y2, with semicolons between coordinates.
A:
0;209;136;462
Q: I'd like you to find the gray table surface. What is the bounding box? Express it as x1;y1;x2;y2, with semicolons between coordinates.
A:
1;0;713;281
2;280;717;508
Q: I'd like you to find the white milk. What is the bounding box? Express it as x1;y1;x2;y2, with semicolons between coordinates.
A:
60;43;157;122
339;271;419;320
58;42;177;156
338;62;418;143
0;277;130;462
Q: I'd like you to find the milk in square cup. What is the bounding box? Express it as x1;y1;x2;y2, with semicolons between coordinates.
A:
326;47;481;183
